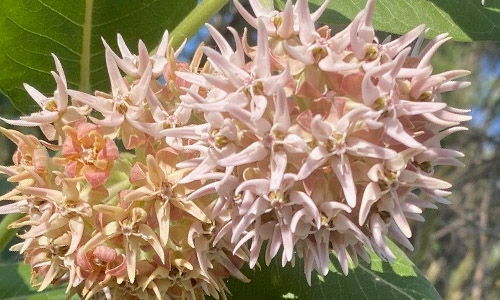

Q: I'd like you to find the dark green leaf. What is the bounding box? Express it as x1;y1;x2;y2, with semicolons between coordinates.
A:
275;0;500;42
0;262;78;300
220;242;442;300
0;0;196;113
0;214;21;254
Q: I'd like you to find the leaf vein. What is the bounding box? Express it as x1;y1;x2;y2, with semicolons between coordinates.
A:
91;1;156;28
351;269;371;300
358;263;416;299
6;53;51;75
6;17;79;56
36;0;82;27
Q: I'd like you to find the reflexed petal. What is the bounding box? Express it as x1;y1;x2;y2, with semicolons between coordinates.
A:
359;182;381;225
383;117;423;148
218;142;268;167
106;49;128;96
254;19;270;78
270;151;287;191
347;137;397;159
310;115;331;141
330;156;357;207
296;146;329;180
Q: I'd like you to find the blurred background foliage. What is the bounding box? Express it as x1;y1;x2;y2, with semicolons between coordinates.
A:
1;1;500;299
409;41;500;300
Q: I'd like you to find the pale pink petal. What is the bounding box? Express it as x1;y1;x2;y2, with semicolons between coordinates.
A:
253;19;270;78
296;146;329;180
68;90;99;108
204;47;246;87
281;222;294;262
398;100;447;115
310;115;331;141
361;61;396;106
297;0;317;45
277;0;294;37
218;141;268;167
268;224;282;262
310;0;330;22
106;49;128;96
235;178;270;195
67;216;84;255
125;237;138;283
283;43;314;65
138;224;165;263
388;222;414;251
136;40;150;76
233;0;258;28
282;134;308;153
51;72;68;110
272;88;290;132
129;63;152;105
382;24;426;58
23;83;46;108
51;54;67;84
383;117;423;148
400;169;452;189
270;151;287;191
20;110;59;125
359;182;381;225
251;94;268;121
347;137;397;159
389;192;412;238
0;116;41;127
206;23;235;61
330;156;357;207
370;214;395;261
90;112;124;127
319;201;352;217
416;34;450;69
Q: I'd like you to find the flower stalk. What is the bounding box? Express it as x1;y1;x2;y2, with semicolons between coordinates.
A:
168;0;229;49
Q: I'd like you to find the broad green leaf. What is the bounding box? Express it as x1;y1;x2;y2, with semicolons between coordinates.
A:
274;0;500;42
219;242;442;300
0;214;21;254
0;262;78;300
2;244;440;300
0;0;196;113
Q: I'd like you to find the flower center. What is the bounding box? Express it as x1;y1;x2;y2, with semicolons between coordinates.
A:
81;148;96;164
44;99;58;112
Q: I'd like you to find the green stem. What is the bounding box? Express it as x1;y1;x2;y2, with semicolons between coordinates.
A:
0;214;22;253
169;0;229;49
79;0;94;92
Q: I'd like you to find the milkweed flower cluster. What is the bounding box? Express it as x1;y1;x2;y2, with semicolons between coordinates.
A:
0;0;470;299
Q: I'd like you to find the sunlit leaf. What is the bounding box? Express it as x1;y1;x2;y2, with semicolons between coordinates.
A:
218;241;442;300
0;0;196;113
274;0;500;43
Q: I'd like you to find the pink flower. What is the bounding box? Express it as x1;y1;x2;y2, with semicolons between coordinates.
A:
69;50;152;149
0;0;472;297
76;245;127;298
234;0;330;39
54;122;119;188
297;106;397;207
1;55;89;141
102;30;178;79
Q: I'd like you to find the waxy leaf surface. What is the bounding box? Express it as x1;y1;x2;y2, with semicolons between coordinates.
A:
0;0;196;113
219;242;442;300
274;0;500;42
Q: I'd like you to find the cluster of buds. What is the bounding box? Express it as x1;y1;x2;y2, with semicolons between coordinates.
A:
0;0;470;299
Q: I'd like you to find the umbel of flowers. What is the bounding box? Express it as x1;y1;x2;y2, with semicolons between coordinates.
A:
0;0;470;299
